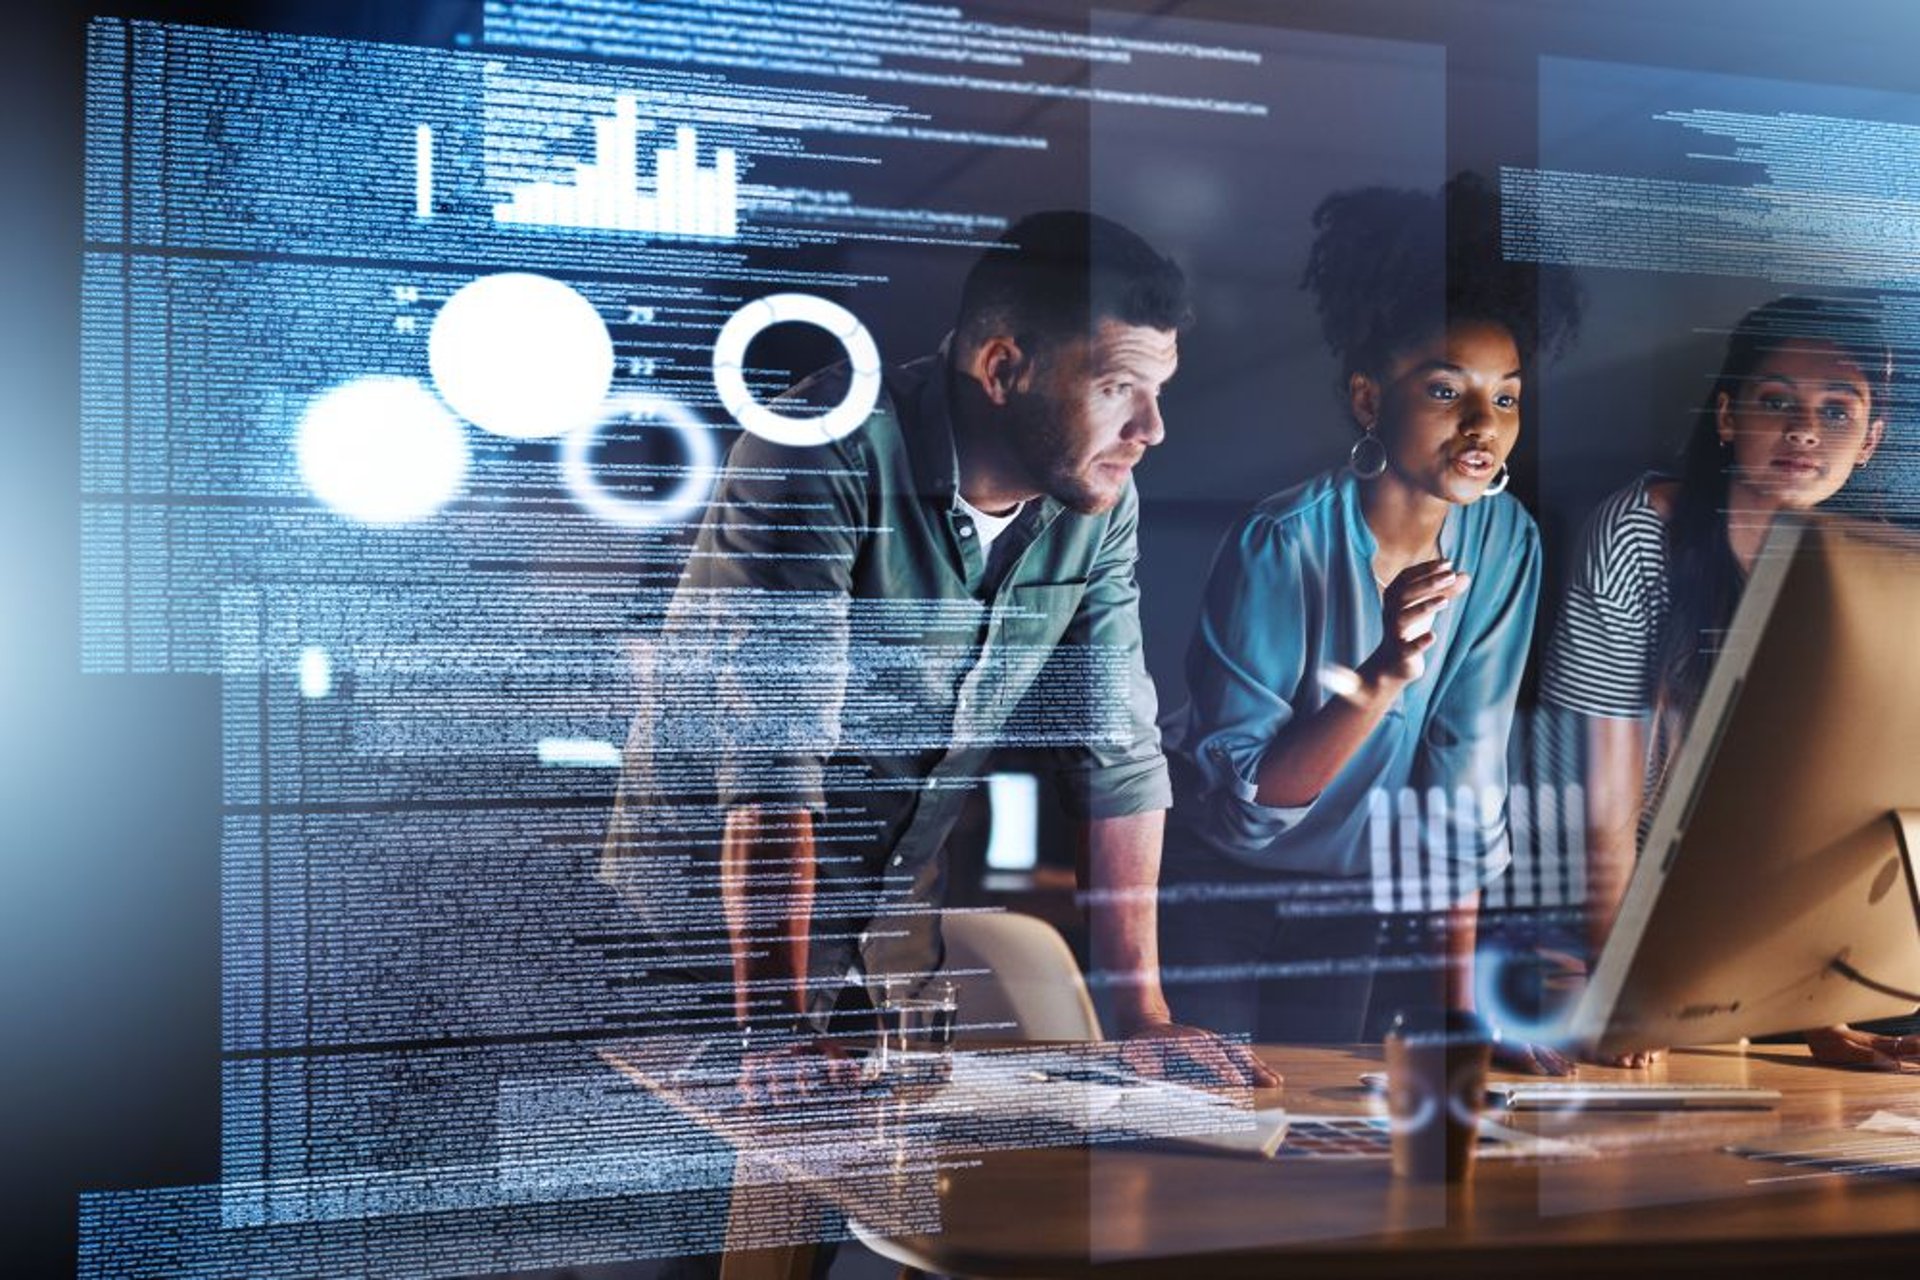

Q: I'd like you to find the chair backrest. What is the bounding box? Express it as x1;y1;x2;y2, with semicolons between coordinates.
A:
939;910;1102;1042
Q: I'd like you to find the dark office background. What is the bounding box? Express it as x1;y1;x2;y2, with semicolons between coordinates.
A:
8;1;1920;1273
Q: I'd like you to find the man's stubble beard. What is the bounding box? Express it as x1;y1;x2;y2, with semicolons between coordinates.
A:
1002;387;1116;516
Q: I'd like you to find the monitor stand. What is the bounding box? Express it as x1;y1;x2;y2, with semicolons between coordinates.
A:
1827;810;1920;1008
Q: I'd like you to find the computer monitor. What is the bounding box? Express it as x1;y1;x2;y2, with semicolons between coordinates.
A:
1570;514;1920;1058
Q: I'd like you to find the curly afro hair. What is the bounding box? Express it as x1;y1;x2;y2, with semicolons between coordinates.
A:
1299;171;1582;384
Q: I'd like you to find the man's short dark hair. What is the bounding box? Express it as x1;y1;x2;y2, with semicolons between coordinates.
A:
954;211;1192;358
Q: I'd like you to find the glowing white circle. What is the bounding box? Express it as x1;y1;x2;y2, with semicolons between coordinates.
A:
296;376;468;524
429;272;615;440
562;392;719;527
711;293;881;447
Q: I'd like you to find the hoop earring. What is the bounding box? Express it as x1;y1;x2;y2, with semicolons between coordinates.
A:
1348;431;1388;480
1483;464;1511;496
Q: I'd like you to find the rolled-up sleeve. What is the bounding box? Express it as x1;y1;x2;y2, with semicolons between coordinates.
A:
1178;510;1323;852
1051;480;1172;819
1412;516;1541;887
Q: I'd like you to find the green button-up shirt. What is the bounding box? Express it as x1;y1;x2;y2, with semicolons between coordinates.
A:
603;352;1169;1013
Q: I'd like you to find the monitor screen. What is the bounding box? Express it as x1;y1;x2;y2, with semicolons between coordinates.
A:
1573;515;1920;1055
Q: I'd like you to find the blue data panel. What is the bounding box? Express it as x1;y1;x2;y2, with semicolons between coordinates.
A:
1519;55;1920;521
77;5;1303;1275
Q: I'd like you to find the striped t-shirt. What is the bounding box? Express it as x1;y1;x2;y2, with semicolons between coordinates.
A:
1540;475;1672;720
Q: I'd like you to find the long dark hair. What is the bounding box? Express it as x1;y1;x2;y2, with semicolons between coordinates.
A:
1653;296;1895;737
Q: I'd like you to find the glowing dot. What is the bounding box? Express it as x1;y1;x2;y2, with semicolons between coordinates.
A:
429;272;614;440
298;646;333;699
985;772;1039;871
536;737;621;768
1318;664;1362;700
296;376;468;524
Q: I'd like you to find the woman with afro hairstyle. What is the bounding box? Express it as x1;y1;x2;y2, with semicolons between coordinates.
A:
1157;173;1581;1067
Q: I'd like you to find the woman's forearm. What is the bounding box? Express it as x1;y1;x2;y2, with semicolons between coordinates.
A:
1582;715;1648;962
1252;656;1409;807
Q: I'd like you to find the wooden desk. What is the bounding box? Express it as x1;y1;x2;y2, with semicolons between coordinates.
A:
871;1044;1920;1278
605;1041;1920;1278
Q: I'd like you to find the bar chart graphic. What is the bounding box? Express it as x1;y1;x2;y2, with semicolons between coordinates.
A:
493;96;740;239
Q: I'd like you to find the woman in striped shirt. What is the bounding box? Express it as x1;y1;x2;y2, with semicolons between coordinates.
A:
1540;295;1907;1068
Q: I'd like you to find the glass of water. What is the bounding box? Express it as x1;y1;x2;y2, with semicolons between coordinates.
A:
876;978;958;1079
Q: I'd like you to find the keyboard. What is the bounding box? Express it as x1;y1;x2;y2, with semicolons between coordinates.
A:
1358;1074;1780;1111
1276;1115;1586;1161
1277;1117;1405;1157
1488;1082;1781;1111
1728;1130;1920;1180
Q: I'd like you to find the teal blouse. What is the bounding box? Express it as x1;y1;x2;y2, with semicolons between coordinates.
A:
1164;468;1540;895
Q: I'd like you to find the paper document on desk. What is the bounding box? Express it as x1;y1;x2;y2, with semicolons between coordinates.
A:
922;1049;1289;1158
1857;1110;1920;1136
1162;1106;1290;1157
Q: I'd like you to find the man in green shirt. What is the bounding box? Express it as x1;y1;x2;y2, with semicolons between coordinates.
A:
605;211;1272;1089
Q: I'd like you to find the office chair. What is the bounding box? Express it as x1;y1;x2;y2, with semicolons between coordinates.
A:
938;909;1102;1042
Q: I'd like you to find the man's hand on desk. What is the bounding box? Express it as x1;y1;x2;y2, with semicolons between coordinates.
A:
1805;1024;1920;1071
1490;1038;1576;1076
1584;1046;1665;1069
736;1036;864;1106
1116;1019;1281;1090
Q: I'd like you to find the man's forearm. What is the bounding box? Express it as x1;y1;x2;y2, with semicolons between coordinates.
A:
1084;808;1173;1033
1085;808;1284;1086
719;806;817;1026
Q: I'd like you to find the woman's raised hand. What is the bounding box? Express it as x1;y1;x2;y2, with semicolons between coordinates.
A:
1367;558;1471;684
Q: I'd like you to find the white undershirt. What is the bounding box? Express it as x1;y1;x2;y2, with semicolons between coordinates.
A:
954;491;1024;556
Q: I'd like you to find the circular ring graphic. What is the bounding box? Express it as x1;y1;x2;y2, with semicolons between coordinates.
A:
1384;1078;1438;1136
562;392;719;527
1472;945;1575;1054
1384;1061;1485;1133
1447;1060;1487;1129
711;293;881;447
